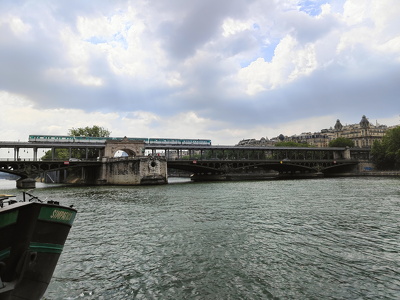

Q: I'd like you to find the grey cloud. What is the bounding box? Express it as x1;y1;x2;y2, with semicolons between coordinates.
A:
221;30;259;57
0;25;66;97
158;0;257;60
0;0;399;140
188;53;400;129
282;10;339;43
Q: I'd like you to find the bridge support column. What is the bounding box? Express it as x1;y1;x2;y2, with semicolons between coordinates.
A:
14;148;19;160
343;147;351;159
33;147;38;160
96;156;167;185
16;178;36;189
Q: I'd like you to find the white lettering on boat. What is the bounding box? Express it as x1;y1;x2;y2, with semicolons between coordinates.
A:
50;209;73;221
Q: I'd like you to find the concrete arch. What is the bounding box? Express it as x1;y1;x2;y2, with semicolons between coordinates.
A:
113;148;137;157
104;138;145;158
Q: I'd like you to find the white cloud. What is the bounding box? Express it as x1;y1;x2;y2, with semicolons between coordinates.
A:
0;0;399;145
0;91;119;140
238;35;318;94
45;66;104;86
339;0;400;59
9;17;31;37
222;18;252;37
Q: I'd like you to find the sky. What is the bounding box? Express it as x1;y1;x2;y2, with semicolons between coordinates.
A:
0;0;399;145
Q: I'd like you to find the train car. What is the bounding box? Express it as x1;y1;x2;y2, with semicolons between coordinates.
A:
29;135;75;142
148;138;181;145
180;139;212;145
29;135;101;143
29;135;211;145
148;138;211;145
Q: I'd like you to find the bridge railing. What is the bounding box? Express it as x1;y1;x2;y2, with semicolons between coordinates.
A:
0;158;38;161
0;157;101;162
167;157;361;162
166;156;363;163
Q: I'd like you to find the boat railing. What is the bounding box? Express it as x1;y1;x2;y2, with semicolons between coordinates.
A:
22;191;44;203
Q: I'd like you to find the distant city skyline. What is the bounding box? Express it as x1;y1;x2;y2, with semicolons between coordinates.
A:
242;114;397;138
238;115;398;148
1;1;399;145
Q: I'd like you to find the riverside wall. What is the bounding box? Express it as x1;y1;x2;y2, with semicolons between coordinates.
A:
355;162;400;176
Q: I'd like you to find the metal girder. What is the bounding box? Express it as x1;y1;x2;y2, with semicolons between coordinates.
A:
0;160;100;178
167;159;359;174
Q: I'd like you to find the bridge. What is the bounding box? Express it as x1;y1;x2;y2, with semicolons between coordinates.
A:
0;140;104;187
0;140;372;187
150;144;370;180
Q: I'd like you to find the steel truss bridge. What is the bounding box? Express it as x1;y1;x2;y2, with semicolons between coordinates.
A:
151;145;370;177
0;141;102;178
0;141;371;179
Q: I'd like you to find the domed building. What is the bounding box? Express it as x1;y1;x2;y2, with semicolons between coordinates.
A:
332;115;388;148
334;119;343;131
237;115;396;148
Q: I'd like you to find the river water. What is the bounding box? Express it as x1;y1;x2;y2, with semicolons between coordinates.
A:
1;177;399;299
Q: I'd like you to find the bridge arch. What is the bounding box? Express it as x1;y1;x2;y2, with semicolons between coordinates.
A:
113;148;137;157
104;138;145;158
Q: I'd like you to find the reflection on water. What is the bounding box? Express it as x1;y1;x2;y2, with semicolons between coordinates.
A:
1;178;399;299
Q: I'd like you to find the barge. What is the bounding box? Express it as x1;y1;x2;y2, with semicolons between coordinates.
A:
0;192;76;300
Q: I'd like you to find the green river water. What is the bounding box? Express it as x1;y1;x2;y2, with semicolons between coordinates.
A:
1;177;399;299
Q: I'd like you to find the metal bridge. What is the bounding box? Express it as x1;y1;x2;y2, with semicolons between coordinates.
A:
0;159;101;179
0;140;371;180
161;145;369;178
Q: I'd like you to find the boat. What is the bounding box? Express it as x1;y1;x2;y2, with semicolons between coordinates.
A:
0;192;77;300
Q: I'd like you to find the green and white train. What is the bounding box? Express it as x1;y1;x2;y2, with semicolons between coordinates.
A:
28;135;212;146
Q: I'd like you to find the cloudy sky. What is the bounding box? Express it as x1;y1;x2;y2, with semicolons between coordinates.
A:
1;0;399;145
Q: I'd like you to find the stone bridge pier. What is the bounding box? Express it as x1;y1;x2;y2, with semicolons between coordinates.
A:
16;178;37;189
96;156;167;185
96;138;168;185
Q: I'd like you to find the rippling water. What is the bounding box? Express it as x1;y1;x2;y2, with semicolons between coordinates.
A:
1;177;399;299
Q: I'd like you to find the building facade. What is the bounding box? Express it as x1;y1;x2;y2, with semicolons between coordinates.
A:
330;115;390;148
237;115;397;148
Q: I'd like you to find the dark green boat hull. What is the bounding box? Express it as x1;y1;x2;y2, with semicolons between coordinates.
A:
0;201;76;300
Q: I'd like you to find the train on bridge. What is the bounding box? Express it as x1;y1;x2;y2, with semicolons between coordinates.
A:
28;135;212;146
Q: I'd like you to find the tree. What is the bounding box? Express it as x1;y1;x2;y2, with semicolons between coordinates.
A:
68;125;111;137
70;125;111;159
41;125;111;160
371;126;400;169
41;148;69;160
328;137;354;148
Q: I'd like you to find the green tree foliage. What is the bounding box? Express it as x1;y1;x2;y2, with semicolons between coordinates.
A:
68;125;111;137
328;137;354;147
275;141;310;147
41;148;69;160
41;125;111;160
371;126;400;169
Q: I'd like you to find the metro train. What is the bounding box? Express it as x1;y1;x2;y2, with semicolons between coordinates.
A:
28;135;212;146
